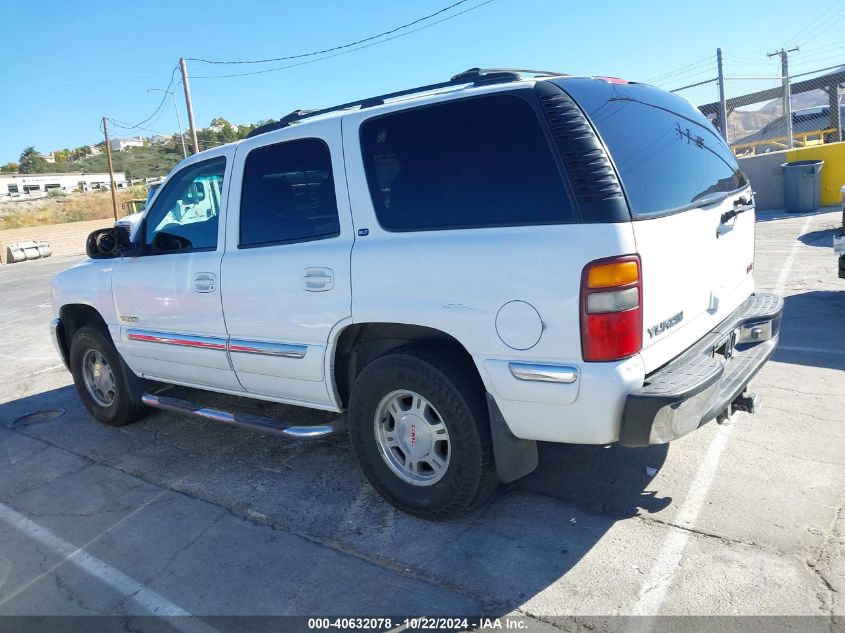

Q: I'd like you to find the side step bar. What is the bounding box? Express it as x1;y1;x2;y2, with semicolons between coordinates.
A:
141;392;344;439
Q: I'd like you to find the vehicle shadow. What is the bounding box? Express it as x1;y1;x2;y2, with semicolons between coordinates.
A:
755;207;838;223
798;227;839;248
773;290;845;372
0;384;670;616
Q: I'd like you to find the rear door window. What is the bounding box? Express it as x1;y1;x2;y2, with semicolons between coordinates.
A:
239;138;340;248
359;93;574;231
557;79;747;217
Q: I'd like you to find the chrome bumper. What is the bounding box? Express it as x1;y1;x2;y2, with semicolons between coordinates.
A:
620;293;783;447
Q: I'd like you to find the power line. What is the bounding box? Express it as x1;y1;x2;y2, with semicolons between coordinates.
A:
643;55;716;83
780;0;838;47
785;2;845;47
107;67;179;131
658;67;721;90
186;0;475;65
192;0;496;79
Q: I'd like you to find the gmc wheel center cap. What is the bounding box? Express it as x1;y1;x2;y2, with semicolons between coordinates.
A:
397;413;432;458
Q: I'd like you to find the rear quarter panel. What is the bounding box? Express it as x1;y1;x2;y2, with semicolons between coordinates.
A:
341;106;639;388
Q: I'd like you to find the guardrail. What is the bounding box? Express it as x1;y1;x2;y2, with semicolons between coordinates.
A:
732;127;840;156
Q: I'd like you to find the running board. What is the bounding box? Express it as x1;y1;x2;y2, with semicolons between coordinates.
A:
141;392;344;439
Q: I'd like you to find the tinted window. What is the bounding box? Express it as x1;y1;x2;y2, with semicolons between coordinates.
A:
557;79;748;217
145;157;225;253
360;94;573;231
240;138;340;248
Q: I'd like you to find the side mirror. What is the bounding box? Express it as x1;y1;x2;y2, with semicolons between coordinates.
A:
86;226;141;259
86;228;121;259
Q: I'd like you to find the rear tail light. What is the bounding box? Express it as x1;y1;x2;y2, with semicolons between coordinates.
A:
581;255;643;362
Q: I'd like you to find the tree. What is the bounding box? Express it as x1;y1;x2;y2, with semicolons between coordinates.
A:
0;162;18;173
197;127;216;150
210;117;232;128
18;147;49;174
219;123;238;144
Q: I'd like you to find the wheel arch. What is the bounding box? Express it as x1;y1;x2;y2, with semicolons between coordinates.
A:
330;322;485;410
58;303;110;362
61;303;148;407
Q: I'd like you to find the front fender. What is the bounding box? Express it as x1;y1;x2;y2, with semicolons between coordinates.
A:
51;259;116;327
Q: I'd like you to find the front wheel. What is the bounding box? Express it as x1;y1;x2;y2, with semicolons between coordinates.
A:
348;348;497;520
69;325;147;426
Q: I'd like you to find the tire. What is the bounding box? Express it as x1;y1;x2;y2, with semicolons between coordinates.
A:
348;347;497;520
69;325;147;426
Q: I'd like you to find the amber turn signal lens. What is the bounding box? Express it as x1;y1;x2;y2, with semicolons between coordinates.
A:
586;261;639;288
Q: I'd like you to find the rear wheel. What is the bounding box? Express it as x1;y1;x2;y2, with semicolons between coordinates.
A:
348;348;497;520
69;326;146;426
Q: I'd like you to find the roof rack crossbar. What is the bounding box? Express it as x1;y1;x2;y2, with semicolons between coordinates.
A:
246;68;565;139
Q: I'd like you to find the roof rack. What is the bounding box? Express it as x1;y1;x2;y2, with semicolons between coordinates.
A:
246;67;565;138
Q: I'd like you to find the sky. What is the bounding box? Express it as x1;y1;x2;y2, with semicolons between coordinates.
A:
2;0;844;164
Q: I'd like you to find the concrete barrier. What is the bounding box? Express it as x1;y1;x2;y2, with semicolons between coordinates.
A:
738;141;845;211
738;150;789;211
0;218;113;264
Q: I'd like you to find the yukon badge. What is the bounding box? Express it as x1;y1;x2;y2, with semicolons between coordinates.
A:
648;311;684;339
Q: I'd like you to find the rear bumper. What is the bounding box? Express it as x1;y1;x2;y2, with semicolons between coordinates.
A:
620;293;783;447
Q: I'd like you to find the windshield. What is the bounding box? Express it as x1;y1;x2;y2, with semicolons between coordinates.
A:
145;182;162;207
556;78;748;217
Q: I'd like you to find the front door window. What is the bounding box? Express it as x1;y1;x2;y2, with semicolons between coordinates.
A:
144;158;226;253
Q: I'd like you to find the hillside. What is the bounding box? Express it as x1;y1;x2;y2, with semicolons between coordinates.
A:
27;145;184;181
7;116;265;181
731;87;836;141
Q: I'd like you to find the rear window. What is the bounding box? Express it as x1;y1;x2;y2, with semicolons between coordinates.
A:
557;79;747;217
359;93;574;231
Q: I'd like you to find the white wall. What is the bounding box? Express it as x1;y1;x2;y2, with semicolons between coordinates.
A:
0;173;128;198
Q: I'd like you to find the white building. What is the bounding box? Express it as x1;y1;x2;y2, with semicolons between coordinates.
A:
0;172;128;199
109;137;144;152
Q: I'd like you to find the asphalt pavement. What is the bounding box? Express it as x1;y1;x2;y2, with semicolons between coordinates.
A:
0;210;842;629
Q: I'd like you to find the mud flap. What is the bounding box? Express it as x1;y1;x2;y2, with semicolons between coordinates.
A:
486;393;539;483
119;356;149;406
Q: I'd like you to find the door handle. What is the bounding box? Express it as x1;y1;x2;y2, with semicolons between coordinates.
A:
193;272;216;293
302;267;334;292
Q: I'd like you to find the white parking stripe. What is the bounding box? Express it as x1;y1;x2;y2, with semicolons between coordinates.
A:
630;214;813;616
31;364;64;375
773;215;813;295
0;501;217;632
631;425;733;615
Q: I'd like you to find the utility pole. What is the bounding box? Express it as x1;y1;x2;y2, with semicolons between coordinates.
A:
179;57;200;155
767;46;799;149
716;48;728;141
102;117;119;221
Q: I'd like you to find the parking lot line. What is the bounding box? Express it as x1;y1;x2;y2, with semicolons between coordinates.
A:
0;500;217;632
773;215;814;296
630;424;734;615
630;213;814;616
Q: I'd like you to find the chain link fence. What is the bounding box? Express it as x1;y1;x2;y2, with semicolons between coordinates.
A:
665;57;845;157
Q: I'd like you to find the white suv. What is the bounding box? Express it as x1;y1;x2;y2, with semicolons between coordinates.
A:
50;69;783;519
